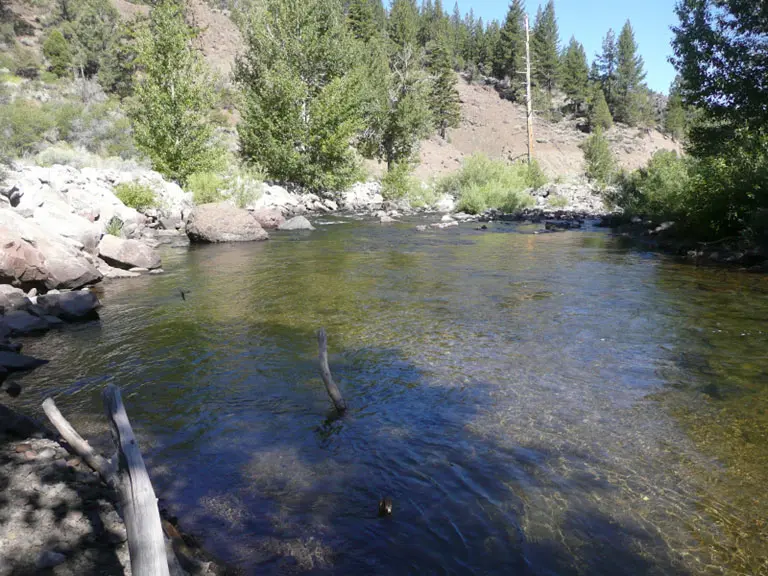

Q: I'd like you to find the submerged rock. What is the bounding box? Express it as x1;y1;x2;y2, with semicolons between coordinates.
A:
2;310;50;336
98;235;162;270
0;350;48;372
186;202;269;243
278;215;315;231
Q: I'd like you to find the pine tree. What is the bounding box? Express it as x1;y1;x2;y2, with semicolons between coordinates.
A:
479;18;499;76
581;126;615;184
450;1;466;69
493;0;525;86
463;8;476;65
587;84;613;132
348;0;377;42
236;0;367;191
429;34;461;138
388;0;419;50
560;36;589;109
130;0;222;185
596;29;617;111
614;20;647;125
42;28;72;78
98;19;139;98
664;80;686;141
532;0;559;93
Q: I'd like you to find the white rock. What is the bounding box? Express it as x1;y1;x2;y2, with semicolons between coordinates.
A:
434;194;456;213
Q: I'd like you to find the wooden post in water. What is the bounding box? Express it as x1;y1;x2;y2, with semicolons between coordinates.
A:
317;328;347;413
524;14;534;165
103;384;170;576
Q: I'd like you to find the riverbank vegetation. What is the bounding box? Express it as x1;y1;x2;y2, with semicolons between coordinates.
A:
604;0;767;244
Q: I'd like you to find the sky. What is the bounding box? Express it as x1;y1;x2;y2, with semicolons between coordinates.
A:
460;0;679;94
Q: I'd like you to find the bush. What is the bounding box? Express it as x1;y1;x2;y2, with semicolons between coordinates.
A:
0;99;55;156
114;182;158;211
42;29;72;78
381;162;420;201
435;154;540;214
581;128;616;185
187;171;225;204
547;194;569;208
105;216;124;236
225;164;263;208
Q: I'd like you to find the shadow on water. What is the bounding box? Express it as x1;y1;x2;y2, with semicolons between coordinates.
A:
6;222;768;575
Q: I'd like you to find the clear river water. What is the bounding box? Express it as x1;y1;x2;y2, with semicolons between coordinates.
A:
9;218;768;575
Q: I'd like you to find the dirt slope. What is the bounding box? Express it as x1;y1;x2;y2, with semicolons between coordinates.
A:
413;80;683;181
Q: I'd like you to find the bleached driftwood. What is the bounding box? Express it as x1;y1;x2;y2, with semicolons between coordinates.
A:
317;328;346;413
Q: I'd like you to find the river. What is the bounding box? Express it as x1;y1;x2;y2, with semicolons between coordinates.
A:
10;218;768;575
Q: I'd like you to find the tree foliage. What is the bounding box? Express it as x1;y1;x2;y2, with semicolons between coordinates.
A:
493;0;525;91
428;35;460;139
587;84;613;132
129;0;222;185
532;0;559;93
43;28;72;78
236;0;366;191
581;127;615;184
560;36;589;109
595;29;617;111
56;0;119;77
613;20;647;125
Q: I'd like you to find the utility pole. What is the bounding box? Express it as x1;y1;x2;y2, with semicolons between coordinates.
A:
524;15;534;165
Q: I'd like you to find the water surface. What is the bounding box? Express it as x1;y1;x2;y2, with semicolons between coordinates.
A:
10;219;768;575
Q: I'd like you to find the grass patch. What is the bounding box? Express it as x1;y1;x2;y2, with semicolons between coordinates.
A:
435;154;543;214
547;194;569;208
114;182;158;211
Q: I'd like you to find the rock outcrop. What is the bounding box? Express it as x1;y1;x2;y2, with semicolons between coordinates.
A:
0;210;102;290
186;202;269;243
341;182;384;212
98;235;161;270
250;207;285;230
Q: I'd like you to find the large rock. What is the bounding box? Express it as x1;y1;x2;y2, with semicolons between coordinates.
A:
0;351;48;372
98;235;161;270
435;194;456;213
278;215;315;231
250;208;285;230
0;285;29;313
2;310;50;335
251;185;300;214
186;202;269;243
341;182;384;211
36;291;101;321
0;210;102;290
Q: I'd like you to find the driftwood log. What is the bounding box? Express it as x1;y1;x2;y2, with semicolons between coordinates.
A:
317;328;346;413
43;386;172;576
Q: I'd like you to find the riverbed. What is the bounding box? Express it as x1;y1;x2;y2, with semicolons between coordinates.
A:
9;218;768;575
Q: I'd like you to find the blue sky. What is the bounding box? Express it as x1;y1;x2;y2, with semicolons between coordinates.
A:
458;0;679;94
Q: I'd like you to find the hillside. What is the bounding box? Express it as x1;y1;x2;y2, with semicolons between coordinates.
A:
3;0;682;186
413;80;683;181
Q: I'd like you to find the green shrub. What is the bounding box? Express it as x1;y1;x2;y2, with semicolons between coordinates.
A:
105;216;124;237
381;162;420;201
187;171;225;205
51;101;85;141
0;99;55;156
114;182;158;211
581;128;616;185
435;154;539;214
226;164;263;208
42;29;72;78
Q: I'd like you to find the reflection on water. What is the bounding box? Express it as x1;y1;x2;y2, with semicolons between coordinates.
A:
8;219;768;575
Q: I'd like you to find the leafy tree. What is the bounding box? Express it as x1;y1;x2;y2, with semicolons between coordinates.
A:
129;0;222;185
361;45;432;169
581;127;615;184
428;34;460;138
388;0;419;50
560;36;589;108
56;0;118;77
531;0;559;92
42;28;72;78
236;0;366;191
613;20;646;125
671;0;768;155
587;84;613;131
595;28;617;110
98;19;140;98
493;0;525;86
